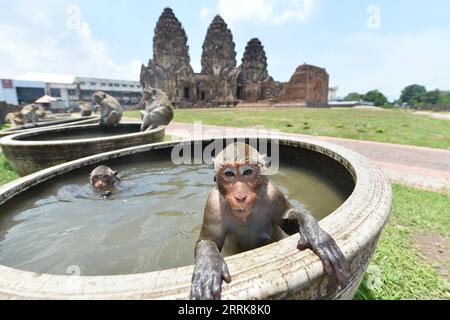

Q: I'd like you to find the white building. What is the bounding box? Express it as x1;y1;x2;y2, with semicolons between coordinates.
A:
0;73;142;109
0;78;46;105
76;77;142;106
328;85;339;101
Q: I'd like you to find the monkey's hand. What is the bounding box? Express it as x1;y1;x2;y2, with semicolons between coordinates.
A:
296;213;349;291
190;240;231;300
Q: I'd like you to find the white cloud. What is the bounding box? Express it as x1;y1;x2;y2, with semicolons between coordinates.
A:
315;29;450;100
200;8;214;20
0;3;141;81
214;0;320;25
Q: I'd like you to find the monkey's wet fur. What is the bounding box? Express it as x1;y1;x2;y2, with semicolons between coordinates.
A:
190;142;349;300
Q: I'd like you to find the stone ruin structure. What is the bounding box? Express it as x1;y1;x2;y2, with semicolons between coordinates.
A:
140;8;329;108
280;64;329;107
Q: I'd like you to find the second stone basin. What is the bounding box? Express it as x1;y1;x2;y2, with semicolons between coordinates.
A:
0;123;165;176
0;116;101;138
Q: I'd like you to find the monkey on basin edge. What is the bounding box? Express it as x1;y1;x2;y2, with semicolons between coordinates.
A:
140;87;174;131
90;165;119;193
93;91;123;126
190;142;349;300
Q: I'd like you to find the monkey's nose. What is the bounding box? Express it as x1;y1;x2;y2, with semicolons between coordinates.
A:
235;195;247;204
96;182;106;189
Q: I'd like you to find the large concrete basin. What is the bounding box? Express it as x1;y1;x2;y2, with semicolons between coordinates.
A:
0;123;165;176
0;116;99;138
0;137;392;299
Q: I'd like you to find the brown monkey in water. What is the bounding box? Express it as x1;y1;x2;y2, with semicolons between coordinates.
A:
140;87;174;131
93;91;123;126
89;165;119;190
190;142;349;300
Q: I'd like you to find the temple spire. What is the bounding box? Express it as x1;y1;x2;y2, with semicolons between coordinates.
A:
201;15;236;76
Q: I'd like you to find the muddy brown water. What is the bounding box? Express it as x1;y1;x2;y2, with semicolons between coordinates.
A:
0;161;347;276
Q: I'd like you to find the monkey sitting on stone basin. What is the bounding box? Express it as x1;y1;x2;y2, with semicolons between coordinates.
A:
79;102;93;117
140;87;174;132
190;142;349;300
93;91;123;127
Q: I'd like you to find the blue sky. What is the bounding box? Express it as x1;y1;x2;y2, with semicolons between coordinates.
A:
0;0;449;100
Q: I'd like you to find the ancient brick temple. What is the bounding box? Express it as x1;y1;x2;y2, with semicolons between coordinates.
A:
140;8;329;107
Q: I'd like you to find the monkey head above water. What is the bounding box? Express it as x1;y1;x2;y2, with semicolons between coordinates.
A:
89;165;119;191
190;142;349;300
213;143;268;222
93;91;123;127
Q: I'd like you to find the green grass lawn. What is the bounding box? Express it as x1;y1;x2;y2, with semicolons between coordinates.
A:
355;184;449;300
0;153;448;299
125;108;450;149
0;153;19;185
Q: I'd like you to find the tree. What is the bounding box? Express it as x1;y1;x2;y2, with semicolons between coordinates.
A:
343;92;363;101
424;89;440;105
437;91;450;105
400;84;427;106
364;90;388;106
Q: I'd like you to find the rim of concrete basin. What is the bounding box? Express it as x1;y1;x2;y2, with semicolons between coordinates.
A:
0;116;99;137
0;122;163;146
0;136;392;300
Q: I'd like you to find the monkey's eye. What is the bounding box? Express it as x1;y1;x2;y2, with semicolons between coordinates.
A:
224;171;235;177
243;169;253;176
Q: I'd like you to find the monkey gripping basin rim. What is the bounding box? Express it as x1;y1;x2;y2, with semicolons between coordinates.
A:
0;123;166;176
0;136;392;300
0;116;100;138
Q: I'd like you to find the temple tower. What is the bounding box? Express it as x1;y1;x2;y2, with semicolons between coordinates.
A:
240;38;269;83
153;8;191;72
140;8;194;101
238;38;272;101
201;15;236;76
200;15;238;101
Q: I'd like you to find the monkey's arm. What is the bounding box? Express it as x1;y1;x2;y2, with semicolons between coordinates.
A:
190;189;231;300
278;192;349;291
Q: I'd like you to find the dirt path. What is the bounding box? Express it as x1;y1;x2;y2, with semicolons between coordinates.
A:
415;233;450;280
414;111;450;121
161;121;450;194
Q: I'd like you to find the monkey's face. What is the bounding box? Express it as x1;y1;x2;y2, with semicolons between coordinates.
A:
217;164;266;220
90;173;116;190
93;93;105;104
90;166;118;190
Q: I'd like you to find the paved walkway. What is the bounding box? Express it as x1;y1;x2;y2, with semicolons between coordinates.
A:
163;121;450;194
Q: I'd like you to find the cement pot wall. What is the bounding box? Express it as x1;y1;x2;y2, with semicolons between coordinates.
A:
0;117;99;138
0;123;165;176
0;137;392;299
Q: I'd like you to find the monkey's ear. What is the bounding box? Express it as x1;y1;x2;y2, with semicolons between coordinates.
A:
114;171;120;181
262;154;271;166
